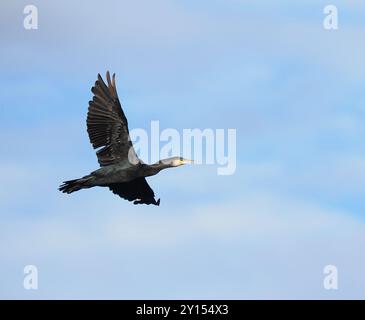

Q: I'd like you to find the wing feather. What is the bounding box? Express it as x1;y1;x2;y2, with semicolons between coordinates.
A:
87;71;139;166
108;178;160;205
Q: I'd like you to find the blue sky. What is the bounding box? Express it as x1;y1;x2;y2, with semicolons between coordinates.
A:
1;0;365;299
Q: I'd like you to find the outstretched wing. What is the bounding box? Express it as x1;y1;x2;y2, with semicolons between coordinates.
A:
108;178;160;206
87;71;139;166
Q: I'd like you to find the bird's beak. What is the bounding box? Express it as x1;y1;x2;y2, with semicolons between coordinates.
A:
181;159;194;165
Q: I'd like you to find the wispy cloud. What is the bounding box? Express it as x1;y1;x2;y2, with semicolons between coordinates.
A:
1;190;364;299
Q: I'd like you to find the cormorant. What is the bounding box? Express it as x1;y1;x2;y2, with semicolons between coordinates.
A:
59;71;192;205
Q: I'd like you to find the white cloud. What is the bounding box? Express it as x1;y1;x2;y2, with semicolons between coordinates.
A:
1;189;364;298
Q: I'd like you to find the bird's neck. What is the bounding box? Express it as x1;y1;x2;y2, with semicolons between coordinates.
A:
142;161;173;177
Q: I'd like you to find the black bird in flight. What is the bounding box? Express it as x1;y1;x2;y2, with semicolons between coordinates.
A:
59;72;192;205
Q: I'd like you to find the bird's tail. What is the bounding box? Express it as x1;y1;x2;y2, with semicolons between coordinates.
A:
58;175;93;194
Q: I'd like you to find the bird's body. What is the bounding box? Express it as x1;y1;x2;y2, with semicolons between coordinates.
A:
93;160;143;185
59;72;192;205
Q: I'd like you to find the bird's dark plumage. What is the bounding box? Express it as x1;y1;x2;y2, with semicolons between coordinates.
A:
108;177;160;206
87;72;138;166
59;71;191;206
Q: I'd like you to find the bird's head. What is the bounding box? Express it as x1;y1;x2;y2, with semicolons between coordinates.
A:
159;157;194;167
